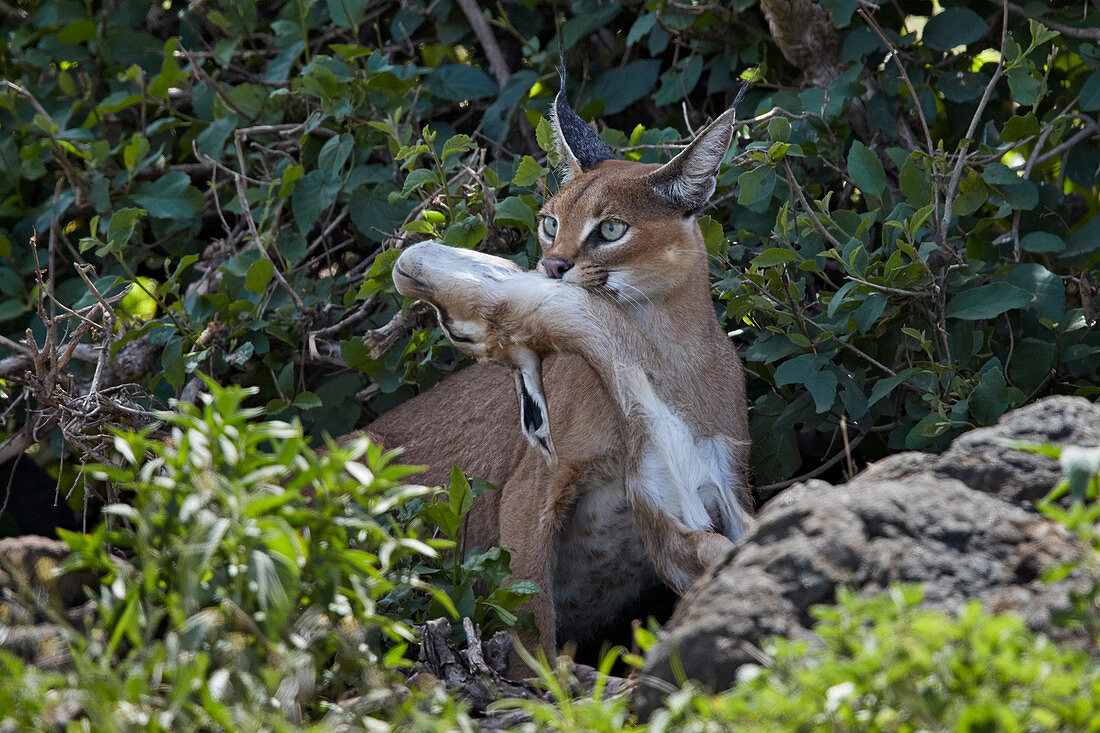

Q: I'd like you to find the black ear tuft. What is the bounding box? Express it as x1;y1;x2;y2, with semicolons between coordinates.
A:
551;65;615;182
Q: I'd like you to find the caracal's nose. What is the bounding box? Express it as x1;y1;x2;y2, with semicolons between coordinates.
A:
540;257;574;279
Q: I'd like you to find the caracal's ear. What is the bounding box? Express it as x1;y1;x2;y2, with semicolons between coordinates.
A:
551;65;615;184
646;81;750;216
511;347;556;466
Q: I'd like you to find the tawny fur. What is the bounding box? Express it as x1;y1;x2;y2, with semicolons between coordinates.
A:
392;242;752;592
357;106;752;663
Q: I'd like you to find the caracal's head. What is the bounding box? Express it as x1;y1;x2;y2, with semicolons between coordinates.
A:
537;74;748;306
394;242;558;462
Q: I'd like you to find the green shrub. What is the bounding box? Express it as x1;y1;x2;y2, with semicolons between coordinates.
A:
3;379;456;728
651;586;1100;733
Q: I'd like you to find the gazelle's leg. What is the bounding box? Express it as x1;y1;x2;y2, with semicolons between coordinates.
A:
498;453;574;673
632;499;734;594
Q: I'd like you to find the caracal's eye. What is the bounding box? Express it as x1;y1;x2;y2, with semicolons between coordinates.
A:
599;220;629;242
540;216;558;240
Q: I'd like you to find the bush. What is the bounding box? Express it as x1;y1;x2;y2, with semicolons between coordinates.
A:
3;380;455;728
654;586;1100;733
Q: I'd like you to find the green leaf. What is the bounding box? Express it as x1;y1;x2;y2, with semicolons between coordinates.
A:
441;134;475;161
981;162;1019;185
535;116;556;154
132;172;203;219
494;196;535;230
899;157;932;207
923;7;987;52
1065;215;1100;257
443;218;488;249
196;117;237;158
279;165;304;198
737;165;776;209
106;208;146;253
767;117;791;143
293;170;341;232
1003;263;1064;322
751;248;798;268
819;0;858;28
1018;231;1064;253
867;368;921;408
1000;113;1040;142
326;0;368;29
1008;338;1055;394
698;216;725;257
774;354;838;414
586;59;661;115
293;391;322;409
1007;68;1041;107
245;258;274;293
317;133;354;174
448;465;473;517
626;12;657;46
945;282;1032;320
512;156;548;187
847;141;886;196
1080;69;1100;112
653;54;704;107
999;181;1038;211
58;19;97;44
122;134;150;172
401;168;438;197
428;65;499;101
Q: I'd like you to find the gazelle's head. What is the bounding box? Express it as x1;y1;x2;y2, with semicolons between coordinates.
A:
393;242;558;462
537;75;747;306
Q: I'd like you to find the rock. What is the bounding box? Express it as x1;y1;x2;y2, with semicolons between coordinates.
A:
857;396;1100;507
0;535;97;608
635;413;1097;718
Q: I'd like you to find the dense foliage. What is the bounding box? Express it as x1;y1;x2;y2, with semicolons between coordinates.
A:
2;0;1098;498
2;0;1100;729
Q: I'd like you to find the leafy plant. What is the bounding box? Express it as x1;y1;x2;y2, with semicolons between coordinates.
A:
3;379;454;728
652;586;1100;732
384;465;540;643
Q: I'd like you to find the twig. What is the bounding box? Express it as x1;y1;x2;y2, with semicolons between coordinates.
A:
232;135;309;313
784;160;842;248
1000;0;1100;41
71;264;116;404
178;45;261;123
0;81;83;205
455;0;510;87
0;429;33;466
757;431;868;494
309;297;378;339
937;0;1008;250
856;9;934;154
362;302;432;360
845;275;924;297
1020;120;1099;171
236;121;336;139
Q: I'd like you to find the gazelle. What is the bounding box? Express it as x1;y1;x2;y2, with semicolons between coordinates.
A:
364;79;751;659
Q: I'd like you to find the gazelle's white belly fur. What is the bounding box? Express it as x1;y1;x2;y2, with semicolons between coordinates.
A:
619;365;749;541
552;465;658;643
